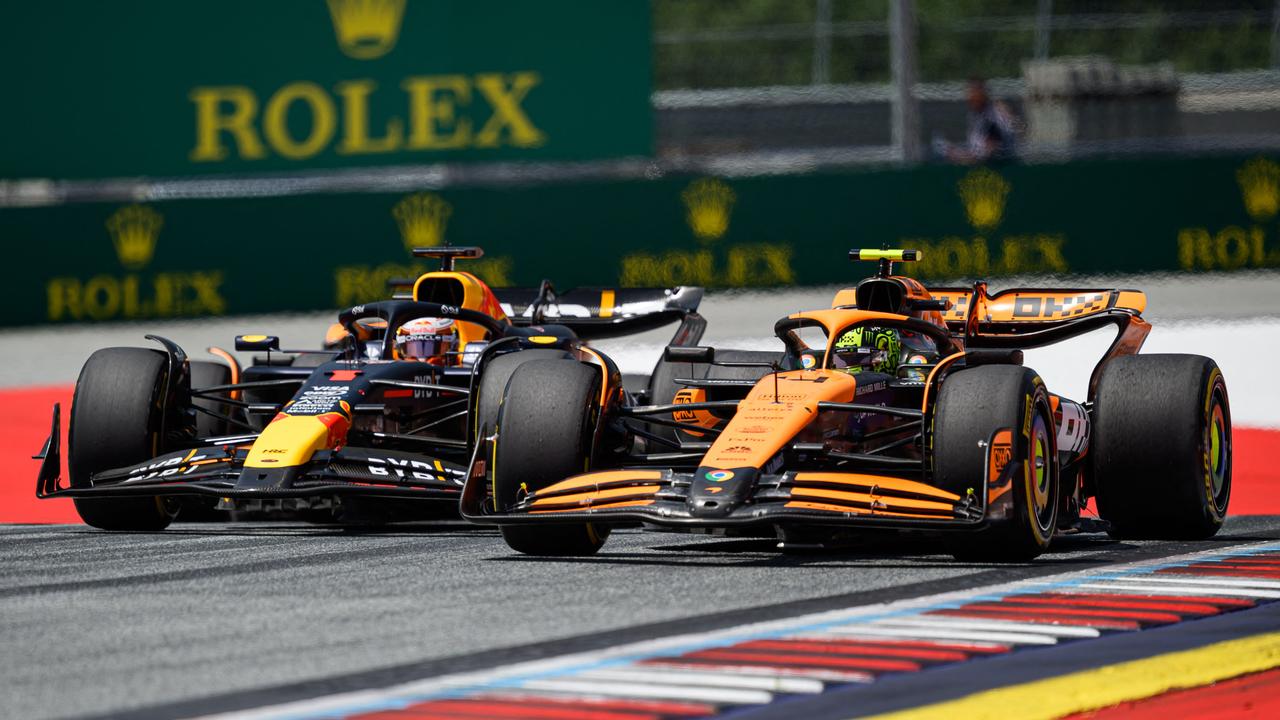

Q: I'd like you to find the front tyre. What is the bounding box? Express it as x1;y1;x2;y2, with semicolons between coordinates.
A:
1092;354;1230;539
69;348;176;531
934;365;1059;562
492;359;608;556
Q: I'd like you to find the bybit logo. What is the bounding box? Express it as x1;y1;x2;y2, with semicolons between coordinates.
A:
958;167;1011;232
393;192;452;253
106;205;163;269
326;0;406;60
1237;156;1279;222
682;178;736;241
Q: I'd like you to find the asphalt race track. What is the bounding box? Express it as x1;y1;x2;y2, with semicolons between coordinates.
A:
4;518;1280;719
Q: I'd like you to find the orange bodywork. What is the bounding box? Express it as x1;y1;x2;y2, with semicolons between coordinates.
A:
673;387;717;437
530;485;662;509
791;472;960;501
788;487;954;512
537;470;664;495
987;428;1015;505
700;368;858;470
531;500;656;514
524;470;666;513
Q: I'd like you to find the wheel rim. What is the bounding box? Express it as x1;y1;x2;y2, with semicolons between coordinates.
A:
1206;388;1230;513
1030;413;1054;534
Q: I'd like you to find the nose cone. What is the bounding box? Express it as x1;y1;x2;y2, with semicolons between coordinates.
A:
244;413;349;468
688;467;759;518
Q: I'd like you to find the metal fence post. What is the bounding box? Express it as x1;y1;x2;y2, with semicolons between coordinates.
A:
1034;0;1054;60
889;0;921;163
814;0;832;85
1271;0;1280;68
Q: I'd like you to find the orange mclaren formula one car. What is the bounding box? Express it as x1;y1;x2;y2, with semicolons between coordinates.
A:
462;249;1232;560
33;246;710;529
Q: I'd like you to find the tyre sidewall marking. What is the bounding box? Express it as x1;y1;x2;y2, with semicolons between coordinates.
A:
1025;389;1056;547
1202;367;1228;521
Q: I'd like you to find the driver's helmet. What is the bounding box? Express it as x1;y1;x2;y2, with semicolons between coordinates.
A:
832;326;902;375
395;317;457;363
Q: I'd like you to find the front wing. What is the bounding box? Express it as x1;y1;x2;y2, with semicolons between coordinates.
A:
35;404;466;503
462;465;998;531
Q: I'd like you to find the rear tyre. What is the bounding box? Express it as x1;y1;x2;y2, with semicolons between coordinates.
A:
493;359;608;556
934;365;1058;562
69;348;176;531
1092;354;1230;540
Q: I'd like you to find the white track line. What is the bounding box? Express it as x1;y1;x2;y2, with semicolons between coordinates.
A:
1097;575;1280;589
636;661;875;683
786;634;1010;651
863;616;1101;638
517;678;773;705
575;667;824;693
1069;583;1280;599
822;625;1062;645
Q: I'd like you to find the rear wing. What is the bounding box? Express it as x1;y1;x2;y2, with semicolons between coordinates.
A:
930;287;1146;327
381;275;704;341
929;284;1151;397
496;286;705;340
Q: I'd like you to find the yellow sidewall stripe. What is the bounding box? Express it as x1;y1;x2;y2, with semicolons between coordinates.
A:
857;631;1280;720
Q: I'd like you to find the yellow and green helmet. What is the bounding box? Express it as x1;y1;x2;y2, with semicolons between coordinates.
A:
833;326;902;374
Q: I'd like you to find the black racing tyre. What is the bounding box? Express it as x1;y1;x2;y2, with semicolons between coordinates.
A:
493;359;608;556
1092;354;1230;540
69;348;176;531
190;360;232;438
474;349;572;442
934;365;1058;562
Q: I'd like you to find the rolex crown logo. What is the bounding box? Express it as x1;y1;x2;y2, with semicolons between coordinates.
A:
326;0;406;60
957;167;1011;232
106;205;162;270
393;193;452;253
682;178;736;241
1237;157;1280;222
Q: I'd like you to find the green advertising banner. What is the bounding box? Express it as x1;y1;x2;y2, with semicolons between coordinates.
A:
5;154;1279;327
2;0;652;179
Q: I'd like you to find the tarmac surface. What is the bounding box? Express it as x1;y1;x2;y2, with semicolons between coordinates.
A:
4;517;1280;719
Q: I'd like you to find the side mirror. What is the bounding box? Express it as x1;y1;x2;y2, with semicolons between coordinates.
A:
235;335;280;352
664;345;715;364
